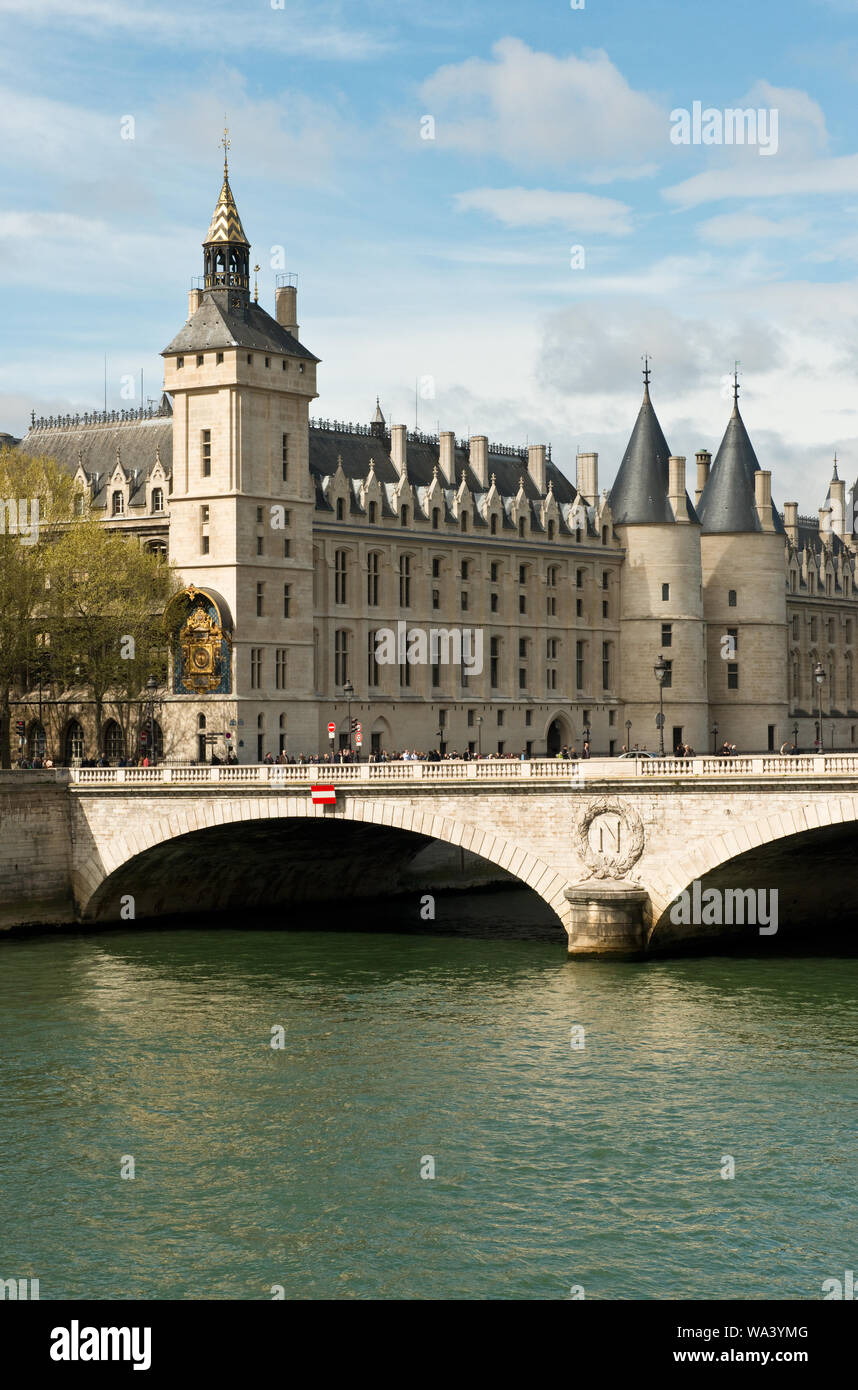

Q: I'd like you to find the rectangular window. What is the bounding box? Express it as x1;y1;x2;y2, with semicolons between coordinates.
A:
367;553;380;607
576;569;584;589
432;663;441;687
519;668;526;689
490;562;499;582
576;598;582;617
728;589;737;607
216;352;223;364
662;659;673;689
468;710;475;727
602;600;608;618
519;565;527;584
519;639;527;658
602;640;611;690
283;584;291;618
275;649;287;689
202;429;211;477
491;593;499;612
196;354;204;367
432;557;441;578
576;640;584;690
460;561;469;580
201;505;209;522
256;535;264;556
367;631;380;687
282;434;289;482
256;582;264;617
177;356;184;369
201;535;209;555
432;589;440;610
525;710;532;727
334;630;349;686
283;538;290;558
256;506;264;523
547;597;556;616
602;571;609;590
727;663;739;690
497;710;504;727
399;555;411;608
519;594;526;614
399;660;411;688
335;550;348;605
727;626;738;652
661;623;672;647
250;648;262;689
662;583;669;601
461;591;469;612
490;636;500;689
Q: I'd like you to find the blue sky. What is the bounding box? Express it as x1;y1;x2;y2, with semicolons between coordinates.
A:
2;0;858;508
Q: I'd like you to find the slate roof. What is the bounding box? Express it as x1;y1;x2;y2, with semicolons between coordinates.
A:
16;412;172;507
608;385;698;525
162;294;319;360
697;404;786;535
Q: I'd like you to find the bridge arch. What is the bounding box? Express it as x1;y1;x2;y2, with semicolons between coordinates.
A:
647;793;858;947
76;793;573;930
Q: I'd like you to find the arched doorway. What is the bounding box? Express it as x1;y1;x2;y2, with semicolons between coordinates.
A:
546;717;571;755
64;719;84;765
102;719;124;763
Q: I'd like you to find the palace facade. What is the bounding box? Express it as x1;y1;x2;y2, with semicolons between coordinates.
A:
6;158;858;763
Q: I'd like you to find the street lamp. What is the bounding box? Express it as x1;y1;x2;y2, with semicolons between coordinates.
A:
625;718;632;752
144;674;158;766
712;721;719;755
476;714;483;757
814;662;826;752
653;655;668;756
342;678;354;758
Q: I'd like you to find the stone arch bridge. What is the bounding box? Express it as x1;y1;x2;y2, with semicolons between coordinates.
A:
61;755;858;956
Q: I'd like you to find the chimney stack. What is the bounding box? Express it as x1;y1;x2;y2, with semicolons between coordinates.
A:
695;450;711;506
469;436;488;489
830;475;847;537
755;469;776;531
783;501;799;547
188;288;202;318
527;444;546;495
576;452;598;505
439;431;455;485
275;284;299;337
391;425;407;476
669;456;690;522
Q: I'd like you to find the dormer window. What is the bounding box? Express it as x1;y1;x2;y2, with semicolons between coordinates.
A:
369;501;377;523
111;490;125;516
152;487;163;513
73;493;85;517
336;498;345;521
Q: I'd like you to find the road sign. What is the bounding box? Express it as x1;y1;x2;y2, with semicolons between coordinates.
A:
655;714;665;729
327;722;336;735
311;784;336;805
355;722;362;734
355;736;363;747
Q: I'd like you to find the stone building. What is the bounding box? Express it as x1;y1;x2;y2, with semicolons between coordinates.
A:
8;158;858;762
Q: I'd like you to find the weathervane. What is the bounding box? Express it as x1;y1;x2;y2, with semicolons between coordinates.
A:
641;353;651;389
733;360;741;405
220;120;230;174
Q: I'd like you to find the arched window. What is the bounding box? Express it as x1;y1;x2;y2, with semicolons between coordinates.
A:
112;490;125;516
336;497;344;521
400;506;409;526
64;719;84;764
368;501;377;523
151;487;163;513
102;719;124;762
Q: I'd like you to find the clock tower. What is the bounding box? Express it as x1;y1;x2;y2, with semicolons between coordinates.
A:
161;137;320;761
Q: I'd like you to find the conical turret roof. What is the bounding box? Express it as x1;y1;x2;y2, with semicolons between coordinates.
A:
608;382;675;525
204;168;248;246
697;401;784;534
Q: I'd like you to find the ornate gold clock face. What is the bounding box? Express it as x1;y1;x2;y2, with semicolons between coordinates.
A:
192;647;211;670
178;605;226;692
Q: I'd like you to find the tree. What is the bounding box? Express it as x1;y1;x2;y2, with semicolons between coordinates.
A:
0;448;77;768
47;517;181;759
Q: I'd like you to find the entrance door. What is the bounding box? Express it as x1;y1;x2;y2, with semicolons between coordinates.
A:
547;719;564;754
672;726;684;753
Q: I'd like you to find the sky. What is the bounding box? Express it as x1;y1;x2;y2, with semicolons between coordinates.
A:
1;0;857;510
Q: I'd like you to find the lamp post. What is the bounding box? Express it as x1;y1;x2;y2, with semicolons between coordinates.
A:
342;678;354;758
144;674;158;766
476;714;483;757
712;721;719;755
653;655;668;756
625;718;632;752
814;661;826;752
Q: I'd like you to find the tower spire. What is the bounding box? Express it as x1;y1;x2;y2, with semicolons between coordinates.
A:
733;360;741;407
220;121;230;176
202;130;250;299
642;352;651;392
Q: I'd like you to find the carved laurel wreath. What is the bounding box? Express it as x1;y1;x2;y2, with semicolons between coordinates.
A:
574;798;645;880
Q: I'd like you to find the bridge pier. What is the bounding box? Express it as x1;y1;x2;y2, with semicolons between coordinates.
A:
563;883;650;959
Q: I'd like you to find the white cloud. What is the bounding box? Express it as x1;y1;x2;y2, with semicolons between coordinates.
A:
420;38;665;170
454;187;632;234
664;152;858;209
697;212;810;245
0;0;388;60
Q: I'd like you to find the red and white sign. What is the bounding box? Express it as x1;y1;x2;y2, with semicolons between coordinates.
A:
327;722;336;736
355;722;362;734
355;736;363;747
311;784;337;805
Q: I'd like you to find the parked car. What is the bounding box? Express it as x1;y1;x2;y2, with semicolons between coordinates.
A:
617;750;657;759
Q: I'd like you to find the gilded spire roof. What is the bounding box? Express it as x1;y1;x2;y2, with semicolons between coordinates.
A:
204;135;249;246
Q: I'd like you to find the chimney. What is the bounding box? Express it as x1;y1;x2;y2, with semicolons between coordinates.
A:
527;444;547;495
668;456;690;521
275;284;299;337
783;501;799;547
695;450;711;506
439;431;455;485
469;435;488;489
188;288;202;317
755;469;776;531
576;452;598;505
819;506;832;545
391;424;407;476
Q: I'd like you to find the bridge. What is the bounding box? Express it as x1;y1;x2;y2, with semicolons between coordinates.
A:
58;754;858;956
